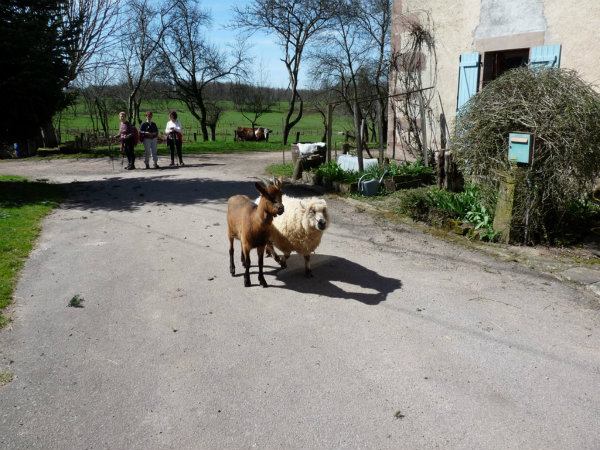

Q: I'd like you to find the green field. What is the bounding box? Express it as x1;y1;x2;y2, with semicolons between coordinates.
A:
58;99;357;147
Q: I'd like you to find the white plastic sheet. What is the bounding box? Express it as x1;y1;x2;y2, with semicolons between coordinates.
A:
297;142;326;156
337;154;378;172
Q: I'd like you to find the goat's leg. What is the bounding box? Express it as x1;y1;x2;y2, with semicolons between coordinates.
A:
257;246;268;287
304;254;313;278
229;235;235;276
242;246;251;287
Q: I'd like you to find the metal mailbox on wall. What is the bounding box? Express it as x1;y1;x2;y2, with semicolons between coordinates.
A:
508;132;534;164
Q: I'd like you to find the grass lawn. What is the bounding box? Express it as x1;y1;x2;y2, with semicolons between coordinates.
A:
0;176;63;328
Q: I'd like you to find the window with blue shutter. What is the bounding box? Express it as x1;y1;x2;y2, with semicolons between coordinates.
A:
530;44;562;68
457;52;481;111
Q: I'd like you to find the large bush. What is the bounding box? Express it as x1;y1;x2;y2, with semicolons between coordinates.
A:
453;67;600;243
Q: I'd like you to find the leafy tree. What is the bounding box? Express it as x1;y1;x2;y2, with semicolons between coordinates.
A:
0;0;74;150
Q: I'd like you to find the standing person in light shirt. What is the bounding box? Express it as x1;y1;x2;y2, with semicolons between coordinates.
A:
165;111;184;167
140;111;159;169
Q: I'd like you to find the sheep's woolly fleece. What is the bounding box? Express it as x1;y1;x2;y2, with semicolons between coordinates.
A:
269;195;329;256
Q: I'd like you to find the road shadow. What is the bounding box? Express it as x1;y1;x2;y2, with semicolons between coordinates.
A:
268;254;402;305
63;174;327;212
64;175;269;212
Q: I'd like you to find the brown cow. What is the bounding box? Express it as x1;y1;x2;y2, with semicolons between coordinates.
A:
234;127;272;142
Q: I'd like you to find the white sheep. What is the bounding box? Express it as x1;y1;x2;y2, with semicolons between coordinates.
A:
265;195;330;277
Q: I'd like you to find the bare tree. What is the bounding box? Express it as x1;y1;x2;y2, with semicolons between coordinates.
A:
305;85;339;142
309;0;373;163
204;100;224;141
232;66;275;130
233;0;336;145
118;0;178;124
62;0;120;84
310;0;390;145
159;0;245;141
77;66;122;139
37;0;120;147
355;0;391;141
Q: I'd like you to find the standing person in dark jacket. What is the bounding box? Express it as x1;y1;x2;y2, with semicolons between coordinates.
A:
165;111;184;167
113;111;136;170
140;111;159;169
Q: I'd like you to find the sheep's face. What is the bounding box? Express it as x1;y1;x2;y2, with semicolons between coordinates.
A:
255;177;284;216
302;199;329;231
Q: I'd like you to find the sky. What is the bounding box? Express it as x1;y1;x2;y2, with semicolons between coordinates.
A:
202;0;298;89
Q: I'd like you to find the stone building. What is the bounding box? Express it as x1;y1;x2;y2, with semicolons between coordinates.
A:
387;0;600;158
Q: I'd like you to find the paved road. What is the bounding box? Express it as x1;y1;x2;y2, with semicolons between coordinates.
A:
0;153;599;450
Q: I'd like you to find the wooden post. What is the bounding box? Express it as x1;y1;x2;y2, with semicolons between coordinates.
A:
493;163;519;243
392;109;397;160
281;118;285;164
440;113;447;149
437;149;445;190
418;92;428;166
354;103;364;172
377;101;383;164
326;103;333;163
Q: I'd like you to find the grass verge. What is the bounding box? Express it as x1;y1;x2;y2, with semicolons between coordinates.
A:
0;176;63;328
266;163;295;178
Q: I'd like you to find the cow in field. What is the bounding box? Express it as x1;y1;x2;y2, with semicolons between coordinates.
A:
234;126;272;142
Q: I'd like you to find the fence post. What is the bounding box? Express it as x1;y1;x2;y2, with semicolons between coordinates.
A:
377;101;383;164
354;103;364;172
327;103;333;163
418;92;428;166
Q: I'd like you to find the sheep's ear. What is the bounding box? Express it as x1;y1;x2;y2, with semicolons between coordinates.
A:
299;200;307;211
255;182;267;196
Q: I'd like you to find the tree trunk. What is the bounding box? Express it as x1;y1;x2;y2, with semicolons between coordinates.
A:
40;122;58;148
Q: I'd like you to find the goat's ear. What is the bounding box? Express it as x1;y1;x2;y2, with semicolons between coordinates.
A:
275;176;283;188
255;182;267;196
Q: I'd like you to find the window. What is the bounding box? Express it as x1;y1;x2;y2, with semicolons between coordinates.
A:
482;48;530;87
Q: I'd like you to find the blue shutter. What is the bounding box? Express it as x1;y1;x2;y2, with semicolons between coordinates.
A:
457;52;480;111
530;44;561;68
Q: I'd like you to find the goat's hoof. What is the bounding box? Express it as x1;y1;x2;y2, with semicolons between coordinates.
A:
230;267;235;276
244;278;251;287
259;279;268;287
305;271;313;278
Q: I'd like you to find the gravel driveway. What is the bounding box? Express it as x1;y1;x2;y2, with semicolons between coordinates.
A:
0;153;599;450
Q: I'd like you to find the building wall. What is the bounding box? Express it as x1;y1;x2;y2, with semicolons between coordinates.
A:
388;0;600;156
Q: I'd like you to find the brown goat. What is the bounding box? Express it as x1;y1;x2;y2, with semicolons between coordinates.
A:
227;177;284;287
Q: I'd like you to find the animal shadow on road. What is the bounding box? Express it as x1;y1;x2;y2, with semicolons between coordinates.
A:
270;254;402;305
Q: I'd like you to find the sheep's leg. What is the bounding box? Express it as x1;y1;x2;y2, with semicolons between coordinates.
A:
304;254;313;278
280;252;290;269
228;235;235;276
242;246;251;287
257;246;268;287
